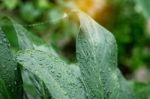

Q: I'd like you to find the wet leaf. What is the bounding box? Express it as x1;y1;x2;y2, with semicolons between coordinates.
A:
76;12;134;99
0;29;22;98
0;17;33;49
0;79;11;99
17;50;86;99
0;17;58;57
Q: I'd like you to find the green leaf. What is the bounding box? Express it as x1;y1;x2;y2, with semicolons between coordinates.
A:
0;29;22;99
0;17;34;49
17;50;86;99
0;17;58;57
136;0;150;18
33;44;59;57
76;12;134;99
22;69;52;99
0;79;11;99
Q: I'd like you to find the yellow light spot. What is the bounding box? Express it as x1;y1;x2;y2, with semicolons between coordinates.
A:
74;0;106;17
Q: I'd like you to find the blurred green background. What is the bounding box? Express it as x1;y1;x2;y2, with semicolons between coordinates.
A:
0;0;150;83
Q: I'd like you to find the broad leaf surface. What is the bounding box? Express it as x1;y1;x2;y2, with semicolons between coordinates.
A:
0;29;22;98
17;50;86;99
76;12;134;99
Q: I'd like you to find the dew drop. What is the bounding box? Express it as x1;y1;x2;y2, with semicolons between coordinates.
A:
0;41;2;44
14;67;17;71
64;92;68;96
2;38;7;43
96;84;99;88
56;73;61;78
51;69;55;73
7;43;10;47
108;68;111;72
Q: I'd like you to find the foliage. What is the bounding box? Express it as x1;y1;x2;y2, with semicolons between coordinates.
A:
1;0;150;71
0;28;22;99
0;10;150;99
0;0;150;99
76;12;134;99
